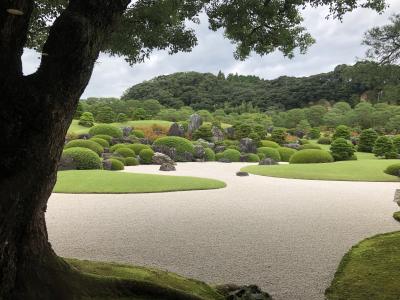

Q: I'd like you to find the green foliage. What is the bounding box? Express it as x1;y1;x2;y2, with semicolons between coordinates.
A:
114;147;136;158
308;128;321;139
299;139;310;145
384;163;400;177
110;143;131;152
392;135;400;153
61;147;102;170
107;158;125;171
373;136;396;158
358;129;378;152
128;143;151;155
132;130;145;138
89;137;109;148
333;125;351;140
234;122;253;139
115;113;128;123
215;152;224;161
95;106;115;123
300;144;322;150
74;102;84;119
260;140;280;148
221;149;241;162
193;124;213;141
277;147;297;162
89;124;123;138
132;108;150;120
330;138;356;161
139;148;155;164
64;139;103;155
289;149;334;164
244;153;260;162
154;136;195;155
271;128;287;145
92;134;113;143
204;148;215;161
125;157;139;166
257;147;281;161
318;137;332;145
111;156;126;165
78;112;94;127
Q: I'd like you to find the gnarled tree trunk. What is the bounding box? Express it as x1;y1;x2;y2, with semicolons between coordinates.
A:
0;1;129;299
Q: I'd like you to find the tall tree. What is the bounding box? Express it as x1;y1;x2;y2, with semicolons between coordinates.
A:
0;0;387;299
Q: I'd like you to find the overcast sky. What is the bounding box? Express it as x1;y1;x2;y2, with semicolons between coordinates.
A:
22;1;400;98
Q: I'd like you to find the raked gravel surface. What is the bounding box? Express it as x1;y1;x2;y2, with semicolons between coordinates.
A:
47;162;400;300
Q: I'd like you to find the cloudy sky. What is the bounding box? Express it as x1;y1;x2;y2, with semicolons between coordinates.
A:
22;1;400;98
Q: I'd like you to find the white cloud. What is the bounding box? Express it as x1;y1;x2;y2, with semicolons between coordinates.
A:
22;0;400;98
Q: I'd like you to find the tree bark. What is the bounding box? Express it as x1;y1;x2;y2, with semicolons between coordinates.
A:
0;1;130;299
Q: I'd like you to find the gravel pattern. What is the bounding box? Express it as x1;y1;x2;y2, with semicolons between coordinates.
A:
47;162;400;300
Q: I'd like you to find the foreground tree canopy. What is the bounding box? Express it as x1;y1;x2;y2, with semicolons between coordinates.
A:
0;0;388;299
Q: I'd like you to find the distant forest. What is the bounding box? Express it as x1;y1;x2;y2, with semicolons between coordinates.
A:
121;62;400;110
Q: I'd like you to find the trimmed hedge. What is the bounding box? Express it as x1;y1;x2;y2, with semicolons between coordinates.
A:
128;143;151;154
317;137;332;145
204;148;215;161
257;147;281;161
107;158;124;170
111;156;126;165
89;124;123;138
89;137;109;148
289;149;334;164
64;139;103;155
110;143;131;152
358;129;378;153
154;136;194;154
384;163;400;177
278;147;297;162
244;153;260;162
125;157;139;166
139;148;154;164
332;125;350;140
92;134;113;143
300;144;321;150
215;152;224;161
221;149;241;162
113;147;136;158
330;138;355;161
62;147;102;170
260;140;280;148
132;130;145;138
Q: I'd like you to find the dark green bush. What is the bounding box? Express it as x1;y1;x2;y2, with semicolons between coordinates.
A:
332;125;350;140
89;124;123;138
204;148;215;161
317;137;332;145
64;139;103;155
384;163;400;176
192;124;213;141
89;137;109;148
308;128;321;139
373;136;396;158
257;147;281;161
114;147;136;158
154;136;194;155
289;149;334;164
92;134;112;143
139;148;154;164
221;149;241;162
78;112;94;127
125;157;139;166
260;140;280;148
358;129;378;153
330;138;355;161
392;135;400;153
271;128;287;145
62;147;102;170
107;158;124;170
278;147;297;162
300;144;321;150
132;130;145;138
110;143;131;152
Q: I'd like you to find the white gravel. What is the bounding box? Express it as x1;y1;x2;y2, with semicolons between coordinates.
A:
47;162;400;300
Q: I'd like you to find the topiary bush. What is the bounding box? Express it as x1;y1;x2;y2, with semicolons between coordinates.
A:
111;156;126;165
308;127;321;139
257;147;281;161
271;128;287;145
373;136;396;158
257;152;266;160
358;128;378;153
215;152;224;161
192;124;213;141
106;158;124;170
384;163;400;177
221;149;241;162
89;137;109;148
78;112;94;127
125;157;139;166
244;153;260;162
317;137;332;145
204;148;215;161
61;147;102;170
154;136;194;155
89;124;123;138
300;144;321;150
132;130;145;138
277;147;297;162
139;148;154;164
128;143;151;154
330;138;355;161
64;139;103;155
332;125;351;140
289;149;334;164
92;134;113;143
110;143;131;152
260;140;280;148
114;147;136;158
299;139;310;145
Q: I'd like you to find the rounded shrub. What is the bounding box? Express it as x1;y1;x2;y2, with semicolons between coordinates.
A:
92;134;113;143
139;148;154;164
257;152;266;160
89;124;123;138
132;130;145;138
332;125;350;140
215;152;224;161
260;140;280;148
128;143;151;154
277;147;297;162
373;136;396;158
330;138;355;161
110;143;130;152
308;128;321;139
62;147;102;170
78;112;94;127
271;128;287;145
89;137;109;148
64;139;103;155
154;136;194;155
221;149;241;162
317;137;332;145
300;144;321;150
204;148;215;161
111;156;126;165
358;129;378;153
106;158;124;170
114;147;136;158
245;153;260;162
289;149;334;164
384;163;400;177
299;139;310;145
257;147;281;161
125;157;139;166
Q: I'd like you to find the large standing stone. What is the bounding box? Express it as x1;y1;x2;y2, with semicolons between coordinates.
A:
193;144;205;160
58;156;77;171
215;145;226;153
225;127;235;139
152;145;177;161
218;284;272;300
152;152;175;165
240;138;257;153
168;122;185;137
159;163;176;171
259;158;278;165
188;113;202;135
211;126;224;142
122;126;133;137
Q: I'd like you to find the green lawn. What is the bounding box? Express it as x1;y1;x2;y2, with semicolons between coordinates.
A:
54;170;226;193
326;231;400;300
68;120;173;134
242;158;400;182
66;258;223;300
